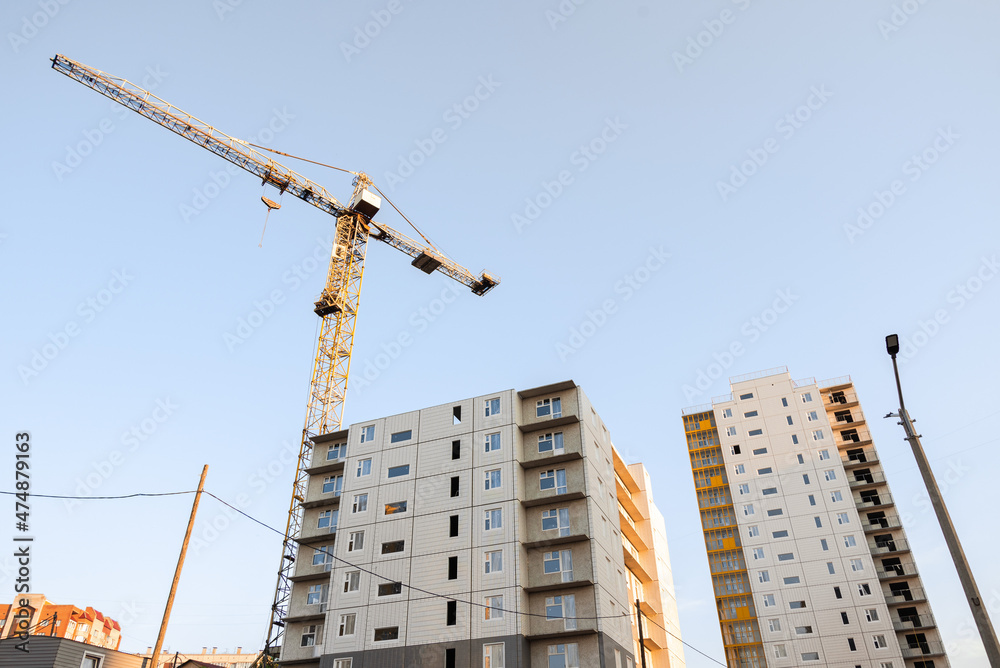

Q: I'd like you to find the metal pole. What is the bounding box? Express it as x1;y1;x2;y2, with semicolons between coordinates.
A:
635;599;647;668
149;465;209;668
888;352;1000;666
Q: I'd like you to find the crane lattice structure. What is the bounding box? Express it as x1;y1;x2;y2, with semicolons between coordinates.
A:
51;54;498;663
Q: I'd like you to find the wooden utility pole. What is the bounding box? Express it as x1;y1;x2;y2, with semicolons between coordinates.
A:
635;599;647;668
149;465;209;668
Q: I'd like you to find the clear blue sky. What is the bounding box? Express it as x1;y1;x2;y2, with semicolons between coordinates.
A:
2;0;999;665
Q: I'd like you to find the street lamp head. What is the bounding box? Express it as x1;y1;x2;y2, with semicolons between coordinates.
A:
886;334;900;357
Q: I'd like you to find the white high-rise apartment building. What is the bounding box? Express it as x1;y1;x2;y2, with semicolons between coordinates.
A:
280;381;685;668
682;367;949;668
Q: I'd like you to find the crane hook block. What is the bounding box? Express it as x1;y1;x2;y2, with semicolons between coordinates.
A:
262;196;281;211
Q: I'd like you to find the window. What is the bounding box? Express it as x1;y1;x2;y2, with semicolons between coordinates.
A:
318;510;334;529
374;627;399;641
484;643;504;668
774;644;788;658
747;525;760;537
538;432;565;453
547;643;580;668
453;406;462;424
385;501;407;515
803;474;810;484
768;618;781;632
343;570;360;592
734;464;745;474
338;613;356;636
821;539;829;551
762;594;776;607
814;516;822;528
307;583;328;605
749;429;763;436
356;458;372;477
484;432;501;452
726;426;737;436
738;483;750;494
844;535;857;548
722;407;733;417
537;397;562;418
808;494;816;506
301;625;318;646
837;513;850;525
795;626;813;634
327;442;347;461
82;656;102;668
758;467;772;475
378;582;402;596
387;464;410;478
352;493;368;513
743;504;755;516
866;608;880;622
848;637;857;651
390;430;412;443
767;509;783;517
859;583;872;596
787;415;794;425
446;600;457;625
381;540;404;554
752;548;765;560
740;392;754;400
752;447;768;455
451;476;460;497
801;653;820;661
485;550;503;573
758;570;770;583
789;600;807;609
322;475;342;494
744;410;758;418
485;398;500;416
543;549;574;581
813;430;825;441
842;612;850;624
485;594;504;620
334;660;353;668
831;490;843;502
873;634;888;649
802;392;813;402
540;469;567;494
731;444;741;454
792;434;799;444
807;410;819;421
484;508;502;530
360;425;375;442
828;562;836;574
783;576;800;584
824;469;836;481
485;469;502;490
449;514;459;537
545;595;577;630
834;586;842;598
313;547;333;569
777;552;794;561
762;487;777;495
448;556;458;579
542;508;570;536
773;530;789;538
452;440;461;459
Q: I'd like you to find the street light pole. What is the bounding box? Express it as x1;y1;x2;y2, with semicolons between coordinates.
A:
885;334;1000;667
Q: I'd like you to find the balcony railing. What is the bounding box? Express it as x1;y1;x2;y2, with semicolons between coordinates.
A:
855;493;894;509
849;472;887;487
863;515;902;532
900;641;946;658
842;448;879;467
884;587;927;605
868;538;910;555
892;613;936;631
877;562;918;580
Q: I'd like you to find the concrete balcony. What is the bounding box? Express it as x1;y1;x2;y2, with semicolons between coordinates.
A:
855;492;894;510
892;613;936;631
884;587;927;605
619;506;651;552
842;448;880;468
877;562;919;580
863;515;903;533
849;472;888;488
900;641;946;658
868;538;910;556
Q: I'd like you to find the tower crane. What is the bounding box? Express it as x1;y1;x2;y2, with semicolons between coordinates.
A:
51;54;498;662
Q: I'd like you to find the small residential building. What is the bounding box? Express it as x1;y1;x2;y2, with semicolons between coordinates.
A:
0;594;122;650
140;647;256;668
0;634;143;668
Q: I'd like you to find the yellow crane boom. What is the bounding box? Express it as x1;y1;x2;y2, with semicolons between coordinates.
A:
51;54;498;659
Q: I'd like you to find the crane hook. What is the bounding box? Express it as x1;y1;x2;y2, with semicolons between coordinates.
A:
259;196;281;247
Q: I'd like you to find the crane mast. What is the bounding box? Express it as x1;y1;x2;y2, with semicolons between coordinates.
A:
51;54;498;661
